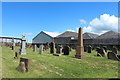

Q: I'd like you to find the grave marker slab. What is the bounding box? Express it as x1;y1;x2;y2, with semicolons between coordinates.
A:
107;52;120;61
39;44;44;54
20;57;30;72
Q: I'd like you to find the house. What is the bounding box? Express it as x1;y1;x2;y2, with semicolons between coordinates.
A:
69;32;99;48
54;31;78;45
32;31;58;46
94;31;120;50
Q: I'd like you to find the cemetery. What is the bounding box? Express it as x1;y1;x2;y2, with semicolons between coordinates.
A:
0;27;120;78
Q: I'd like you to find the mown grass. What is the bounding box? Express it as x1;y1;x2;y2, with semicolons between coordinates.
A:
2;46;119;78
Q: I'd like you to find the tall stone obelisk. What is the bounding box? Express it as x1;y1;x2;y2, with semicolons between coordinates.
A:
20;34;26;55
75;27;84;59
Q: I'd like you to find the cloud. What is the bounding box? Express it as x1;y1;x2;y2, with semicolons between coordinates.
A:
83;26;92;33
67;29;75;32
43;31;60;37
80;19;87;24
83;14;118;34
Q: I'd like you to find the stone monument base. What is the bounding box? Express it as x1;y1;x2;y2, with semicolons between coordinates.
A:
75;46;84;59
21;53;26;55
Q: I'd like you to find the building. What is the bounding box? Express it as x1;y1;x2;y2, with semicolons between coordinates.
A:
54;31;78;45
32;31;58;46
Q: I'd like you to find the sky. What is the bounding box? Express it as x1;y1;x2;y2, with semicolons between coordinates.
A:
2;2;118;43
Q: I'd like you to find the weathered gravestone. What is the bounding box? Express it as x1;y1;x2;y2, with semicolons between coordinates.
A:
107;52;120;61
56;45;62;54
87;45;92;53
14;52;19;59
39;44;44;54
49;42;55;53
84;46;87;52
75;27;84;59
53;45;62;56
63;46;70;55
20;34;26;55
96;48;106;57
112;46;118;54
19;57;30;72
103;46;107;52
33;45;37;52
16;62;26;72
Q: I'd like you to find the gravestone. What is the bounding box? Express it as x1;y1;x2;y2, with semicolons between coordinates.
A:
112;46;118;54
53;45;62;56
75;27;84;59
96;47;101;56
103;46;107;52
16;62;26;72
107;52;120;61
20;57;30;72
33;45;37;52
20;34;26;55
96;48;106;57
84;46;87;52
14;52;19;59
56;45;62;54
49;42;55;53
63;46;70;55
87;45;92;53
39;44;44;54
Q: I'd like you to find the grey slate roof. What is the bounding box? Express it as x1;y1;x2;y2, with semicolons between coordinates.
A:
96;31;119;39
56;31;78;38
83;32;99;39
56;31;99;39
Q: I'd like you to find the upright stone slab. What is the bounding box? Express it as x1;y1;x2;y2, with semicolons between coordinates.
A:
96;47;101;56
39;44;44;54
112;46;118;54
87;45;92;53
49;42;55;53
14;52;19;59
12;38;15;50
20;57;30;72
96;48;106;57
63;46;70;55
103;46;107;52
75;27;84;59
84;46;87;52
20;34;26;55
33;45;37;52
56;45;62;54
107;52;120;61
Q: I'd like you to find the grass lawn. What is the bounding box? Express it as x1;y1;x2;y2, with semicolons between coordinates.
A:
2;46;119;78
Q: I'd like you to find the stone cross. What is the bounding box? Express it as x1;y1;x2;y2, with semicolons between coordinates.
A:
75;27;84;59
20;34;26;55
39;44;44;54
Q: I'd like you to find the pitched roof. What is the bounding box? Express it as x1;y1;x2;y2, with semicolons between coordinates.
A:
83;32;99;39
43;31;59;37
33;31;59;40
56;31;78;38
96;30;119;39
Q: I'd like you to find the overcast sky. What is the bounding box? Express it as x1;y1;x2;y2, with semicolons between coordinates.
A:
2;2;118;42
